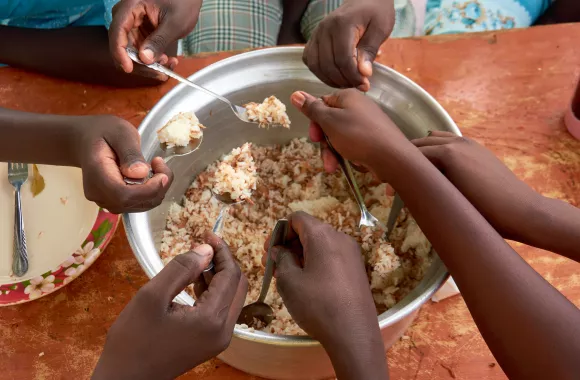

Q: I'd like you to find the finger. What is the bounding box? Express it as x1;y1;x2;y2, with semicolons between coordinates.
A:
87;143;169;212
271;246;301;278
412;136;457;148
195;233;242;314
286;211;324;244
140;19;182;64
417;145;446;169
145;245;214;306
429;130;457;138
103;121;149;179
356;20;389;79
109;2;144;73
304;36;329;87
225;273;248;328
332;26;364;88
319;29;350;88
308;121;324;143
290;91;340;129
321;144;339;173
151;156;174;187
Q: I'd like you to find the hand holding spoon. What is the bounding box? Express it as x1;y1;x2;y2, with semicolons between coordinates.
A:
124;136;203;185
237;218;288;328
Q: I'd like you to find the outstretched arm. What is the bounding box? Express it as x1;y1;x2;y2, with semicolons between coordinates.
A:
292;89;580;380
412;131;580;263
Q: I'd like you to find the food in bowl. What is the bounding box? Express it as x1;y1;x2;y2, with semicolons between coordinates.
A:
208;143;257;202
157;111;205;148
244;96;291;129
161;138;432;335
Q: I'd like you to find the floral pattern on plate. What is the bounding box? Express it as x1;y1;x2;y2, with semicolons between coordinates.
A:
0;208;119;306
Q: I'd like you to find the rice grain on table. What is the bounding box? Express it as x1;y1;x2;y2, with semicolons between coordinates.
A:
160;138;432;335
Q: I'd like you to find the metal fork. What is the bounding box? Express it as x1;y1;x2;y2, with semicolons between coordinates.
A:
323;135;385;230
125;47;281;127
8;163;29;277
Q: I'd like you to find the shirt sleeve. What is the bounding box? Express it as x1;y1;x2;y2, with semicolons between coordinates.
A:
103;0;120;29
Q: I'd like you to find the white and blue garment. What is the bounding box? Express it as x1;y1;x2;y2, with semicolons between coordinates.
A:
424;0;553;34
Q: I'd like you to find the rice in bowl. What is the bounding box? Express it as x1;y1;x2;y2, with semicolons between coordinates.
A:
161;138;432;335
207;143;257;202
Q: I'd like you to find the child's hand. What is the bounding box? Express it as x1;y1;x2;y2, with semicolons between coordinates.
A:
76;115;173;214
303;0;394;91
264;212;388;378
92;233;247;380
291;89;410;180
412;131;540;240
109;0;203;76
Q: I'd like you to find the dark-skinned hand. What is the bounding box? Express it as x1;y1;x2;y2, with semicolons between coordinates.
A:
92;233;247;380
76;115;173;214
291;89;407;178
108;0;203;80
303;0;395;91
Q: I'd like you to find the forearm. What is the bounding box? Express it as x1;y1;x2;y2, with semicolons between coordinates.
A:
0;108;81;166
0;26;161;87
373;145;580;379
321;332;389;380
508;194;580;263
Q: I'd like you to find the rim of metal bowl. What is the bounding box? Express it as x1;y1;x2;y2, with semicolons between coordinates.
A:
123;46;457;348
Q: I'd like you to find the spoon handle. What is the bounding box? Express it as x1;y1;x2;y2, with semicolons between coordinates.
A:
126;47;231;106
212;204;229;237
323;135;369;217
258;219;289;303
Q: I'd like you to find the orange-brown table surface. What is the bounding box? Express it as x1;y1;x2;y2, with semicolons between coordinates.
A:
1;23;579;380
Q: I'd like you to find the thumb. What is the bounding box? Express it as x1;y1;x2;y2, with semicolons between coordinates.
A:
140;20;180;64
145;245;214;306
356;21;390;78
106;123;150;179
290;91;336;127
272;246;301;278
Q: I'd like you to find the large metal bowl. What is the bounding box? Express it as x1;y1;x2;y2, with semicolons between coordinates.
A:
123;47;458;379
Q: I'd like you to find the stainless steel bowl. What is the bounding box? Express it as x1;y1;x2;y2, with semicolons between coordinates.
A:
123;47;457;379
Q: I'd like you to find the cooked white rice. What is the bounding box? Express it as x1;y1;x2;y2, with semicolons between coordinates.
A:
160;138;432;335
244;96;291;129
207;143;257;202
157;111;204;149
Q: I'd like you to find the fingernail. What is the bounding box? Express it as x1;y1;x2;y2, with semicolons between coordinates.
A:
160;174;169;187
363;60;372;71
142;48;155;62
193;244;213;257
291;92;306;108
128;161;149;175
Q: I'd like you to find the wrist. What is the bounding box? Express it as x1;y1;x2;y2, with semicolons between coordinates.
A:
320;331;388;380
367;137;426;184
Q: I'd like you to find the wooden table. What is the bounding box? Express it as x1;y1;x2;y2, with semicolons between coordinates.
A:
1;23;579;380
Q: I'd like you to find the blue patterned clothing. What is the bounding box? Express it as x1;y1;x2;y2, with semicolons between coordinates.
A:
0;0;105;28
424;0;553;35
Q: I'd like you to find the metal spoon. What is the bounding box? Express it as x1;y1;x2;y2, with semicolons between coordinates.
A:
124;136;203;185
205;190;248;272
323;135;386;231
237;218;288;328
125;47;282;128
